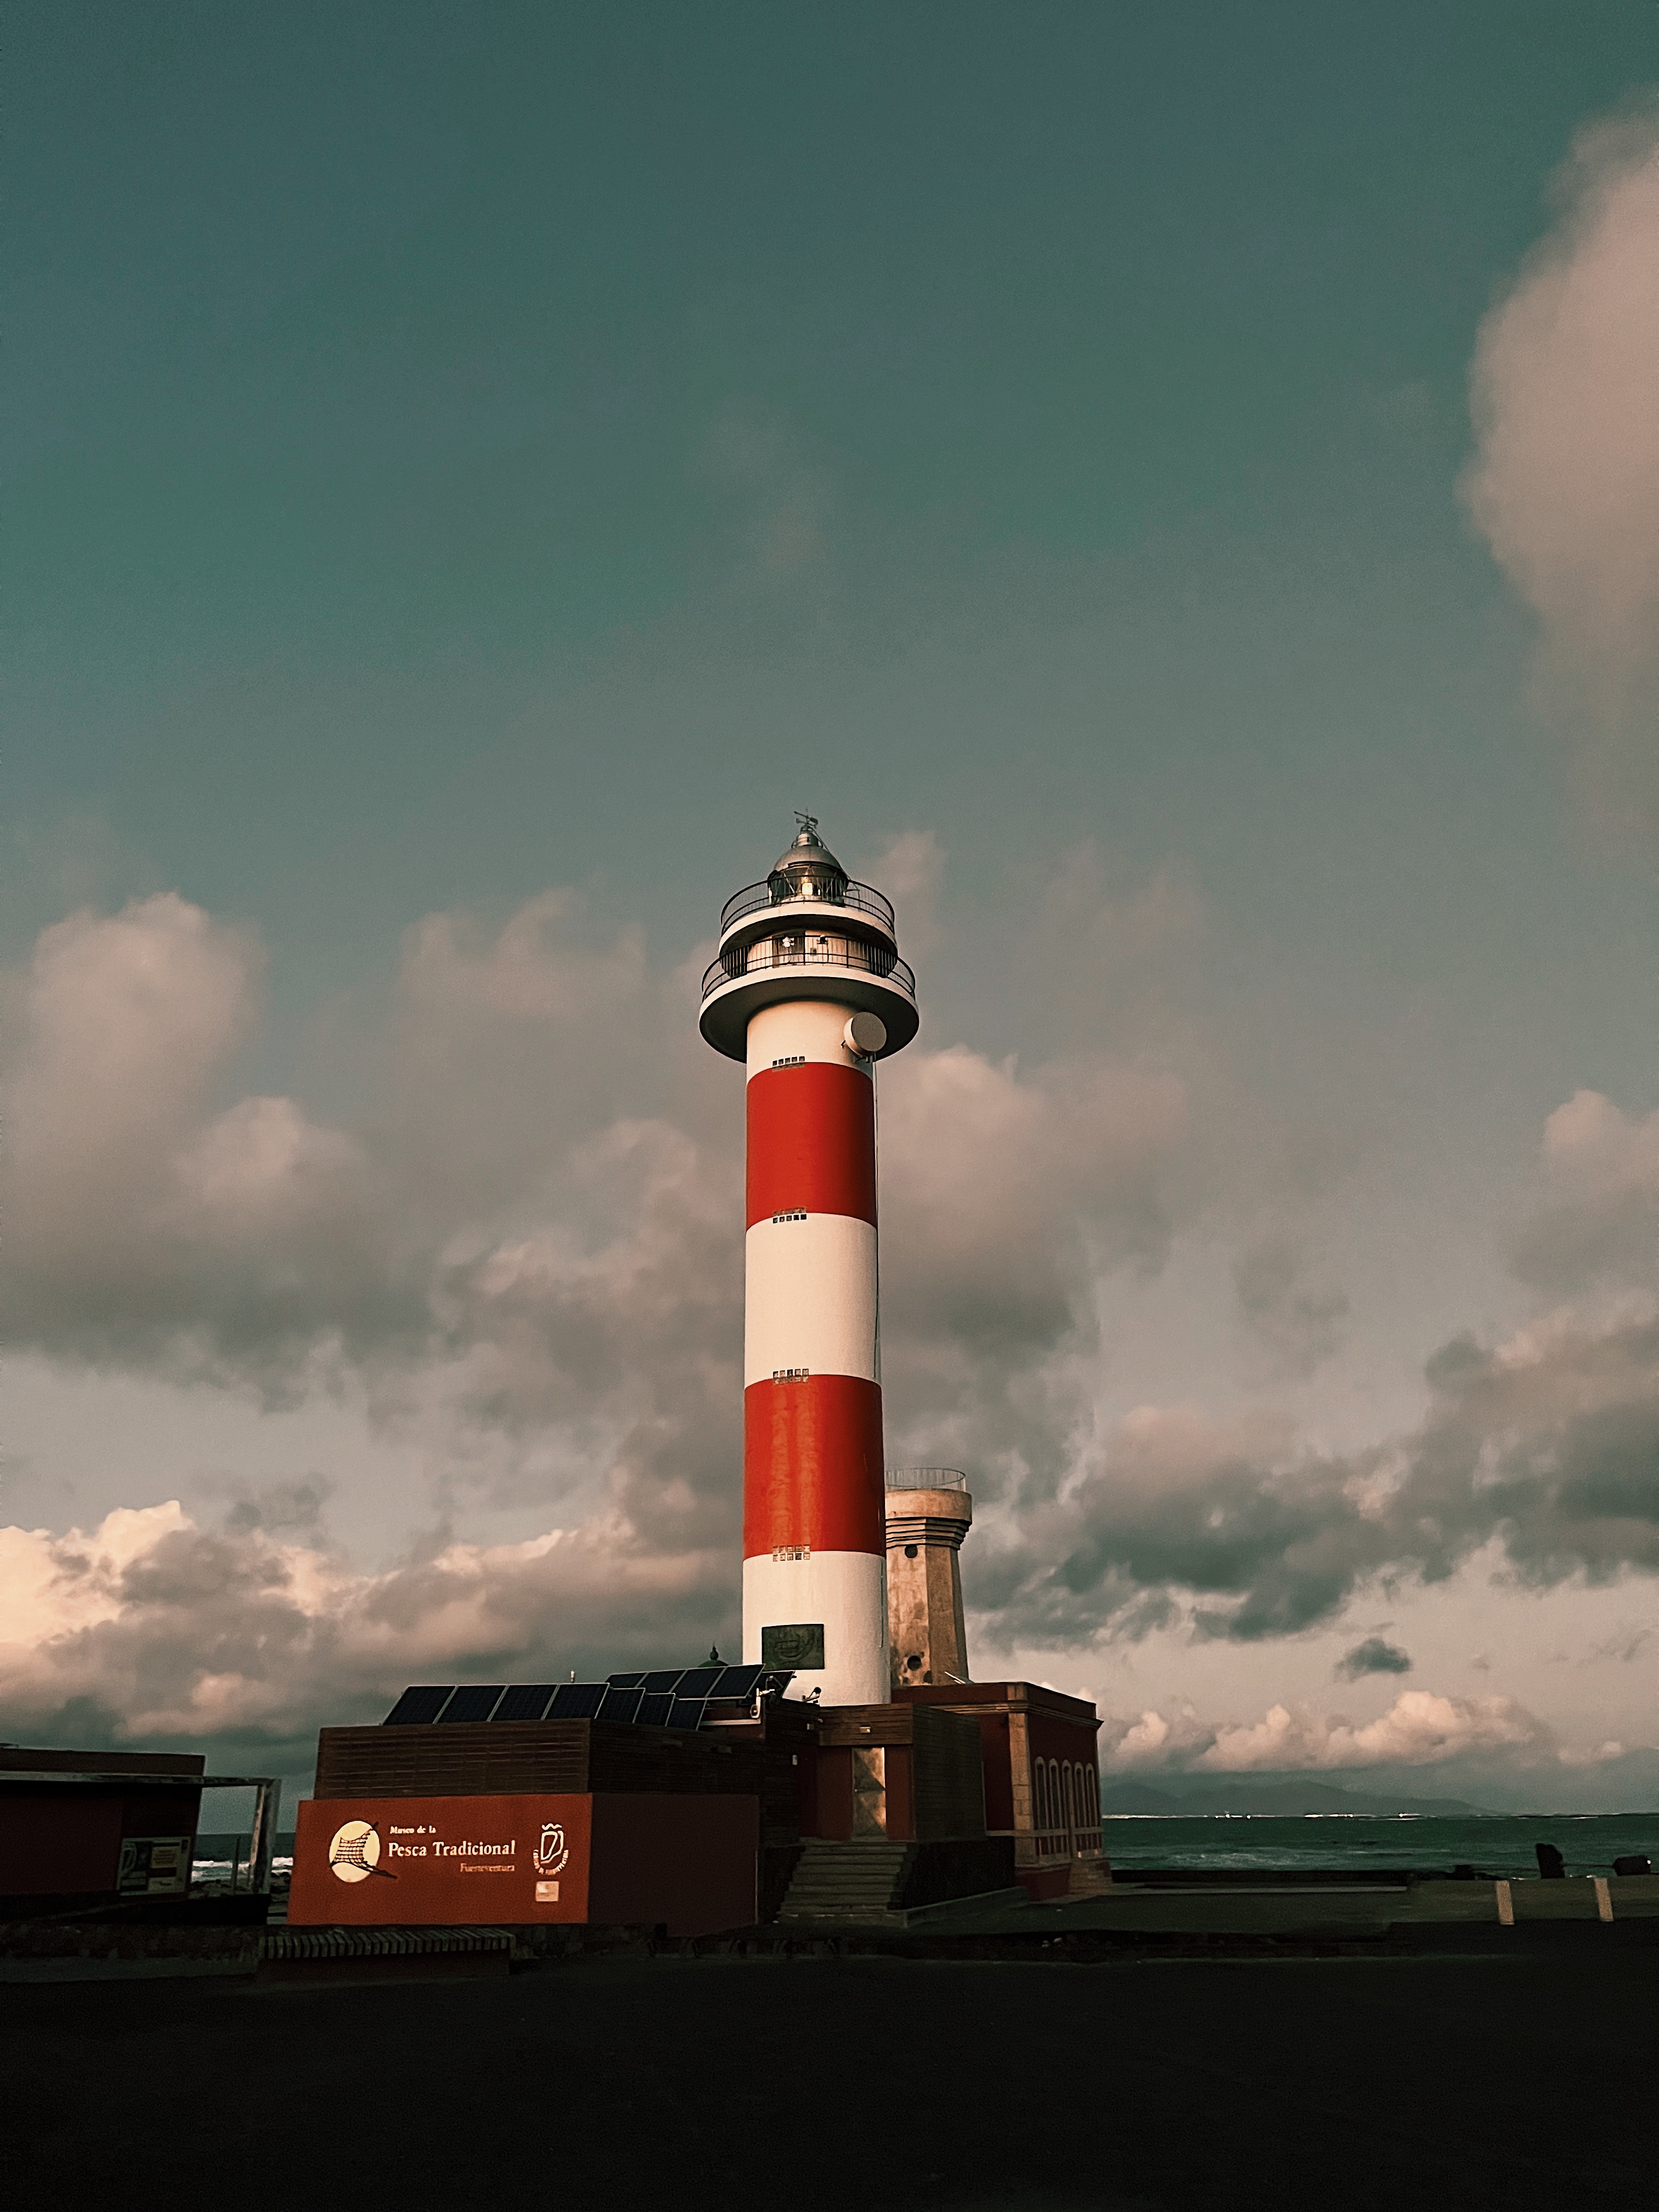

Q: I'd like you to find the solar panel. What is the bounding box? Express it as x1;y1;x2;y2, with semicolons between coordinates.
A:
636;1691;675;1727
438;1685;504;1724
709;1664;766;1701
667;1697;709;1730
672;1667;723;1700
605;1670;647;1689
493;1684;556;1723
548;1681;607;1719
383;1686;454;1726
596;1686;644;1723
640;1668;686;1694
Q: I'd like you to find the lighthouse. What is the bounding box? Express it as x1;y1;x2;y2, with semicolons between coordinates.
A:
699;816;919;1706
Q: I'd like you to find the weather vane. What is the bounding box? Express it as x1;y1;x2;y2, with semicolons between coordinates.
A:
794;810;818;839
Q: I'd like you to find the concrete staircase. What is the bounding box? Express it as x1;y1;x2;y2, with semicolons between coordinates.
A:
776;1840;915;1925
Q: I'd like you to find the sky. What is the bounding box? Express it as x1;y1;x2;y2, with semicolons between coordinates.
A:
5;1;1659;1814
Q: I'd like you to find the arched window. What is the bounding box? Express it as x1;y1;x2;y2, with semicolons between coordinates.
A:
1033;1758;1049;1836
1047;1760;1062;1850
1060;1763;1076;1853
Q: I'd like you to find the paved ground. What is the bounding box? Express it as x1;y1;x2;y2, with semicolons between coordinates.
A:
7;1941;1653;2208
930;1871;1659;1944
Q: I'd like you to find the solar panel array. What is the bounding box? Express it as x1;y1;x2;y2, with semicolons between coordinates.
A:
381;1662;788;1728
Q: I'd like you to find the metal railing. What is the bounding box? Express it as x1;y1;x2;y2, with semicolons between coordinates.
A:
885;1468;967;1490
701;938;916;1003
720;876;896;938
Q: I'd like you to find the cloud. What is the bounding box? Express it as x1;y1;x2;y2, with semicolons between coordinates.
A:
1336;1636;1412;1679
1232;1234;1348;1375
969;1292;1659;1652
1197;1690;1549;1772
0;1499;732;1750
1463;104;1659;829
0;870;1202;1745
867;829;945;960
877;1045;1189;1487
1581;1623;1651;1666
1511;1089;1659;1291
10;881;1659;1762
1095;1685;1568;1776
0;894;402;1383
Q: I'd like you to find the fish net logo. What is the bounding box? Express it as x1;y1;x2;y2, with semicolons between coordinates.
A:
328;1819;397;1883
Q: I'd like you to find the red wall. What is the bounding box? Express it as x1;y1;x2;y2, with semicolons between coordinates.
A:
289;1793;758;1937
590;1797;757;1935
0;1788;201;1898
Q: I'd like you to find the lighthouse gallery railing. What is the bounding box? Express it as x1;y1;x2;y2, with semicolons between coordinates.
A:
701;937;916;1003
719;877;896;938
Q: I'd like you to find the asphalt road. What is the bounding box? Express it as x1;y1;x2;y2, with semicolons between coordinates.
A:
8;1944;1652;2208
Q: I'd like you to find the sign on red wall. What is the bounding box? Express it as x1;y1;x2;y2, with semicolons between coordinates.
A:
289;1793;759;1934
289;1795;591;1926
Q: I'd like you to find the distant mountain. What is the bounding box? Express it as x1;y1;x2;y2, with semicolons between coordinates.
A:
1103;1778;1486;1816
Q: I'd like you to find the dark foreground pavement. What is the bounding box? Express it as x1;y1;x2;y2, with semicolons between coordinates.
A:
7;1944;1652;2209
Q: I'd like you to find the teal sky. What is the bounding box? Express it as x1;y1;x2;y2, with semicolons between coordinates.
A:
9;3;1652;976
7;3;1659;1805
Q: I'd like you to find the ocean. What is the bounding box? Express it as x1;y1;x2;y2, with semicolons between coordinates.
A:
1101;1812;1658;1879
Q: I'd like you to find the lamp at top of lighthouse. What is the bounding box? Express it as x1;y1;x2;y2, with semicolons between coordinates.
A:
700;816;918;1708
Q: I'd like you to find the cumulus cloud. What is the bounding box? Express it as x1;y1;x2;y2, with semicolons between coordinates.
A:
0;895;403;1382
1336;1636;1412;1680
867;829;945;961
969;1293;1659;1652
1197;1690;1548;1772
0;863;1211;1750
1464;104;1659;829
10;873;1659;1763
0;1499;731;1751
877;1045;1189;1488
1095;1686;1562;1775
1511;1088;1659;1291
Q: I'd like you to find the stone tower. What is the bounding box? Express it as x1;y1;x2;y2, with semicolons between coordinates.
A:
884;1472;973;1688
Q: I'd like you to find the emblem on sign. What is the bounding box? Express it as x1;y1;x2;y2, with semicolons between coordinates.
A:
533;1822;569;1877
328;1819;396;1882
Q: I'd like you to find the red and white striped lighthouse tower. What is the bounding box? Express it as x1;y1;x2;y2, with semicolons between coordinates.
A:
700;817;919;1706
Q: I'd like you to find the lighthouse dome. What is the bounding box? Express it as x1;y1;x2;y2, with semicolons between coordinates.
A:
767;817;848;905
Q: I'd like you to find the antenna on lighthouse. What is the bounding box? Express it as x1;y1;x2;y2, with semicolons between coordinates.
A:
794;810;819;840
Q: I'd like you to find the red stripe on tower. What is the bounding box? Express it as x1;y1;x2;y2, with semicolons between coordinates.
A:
745;1063;877;1227
742;1374;886;1556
